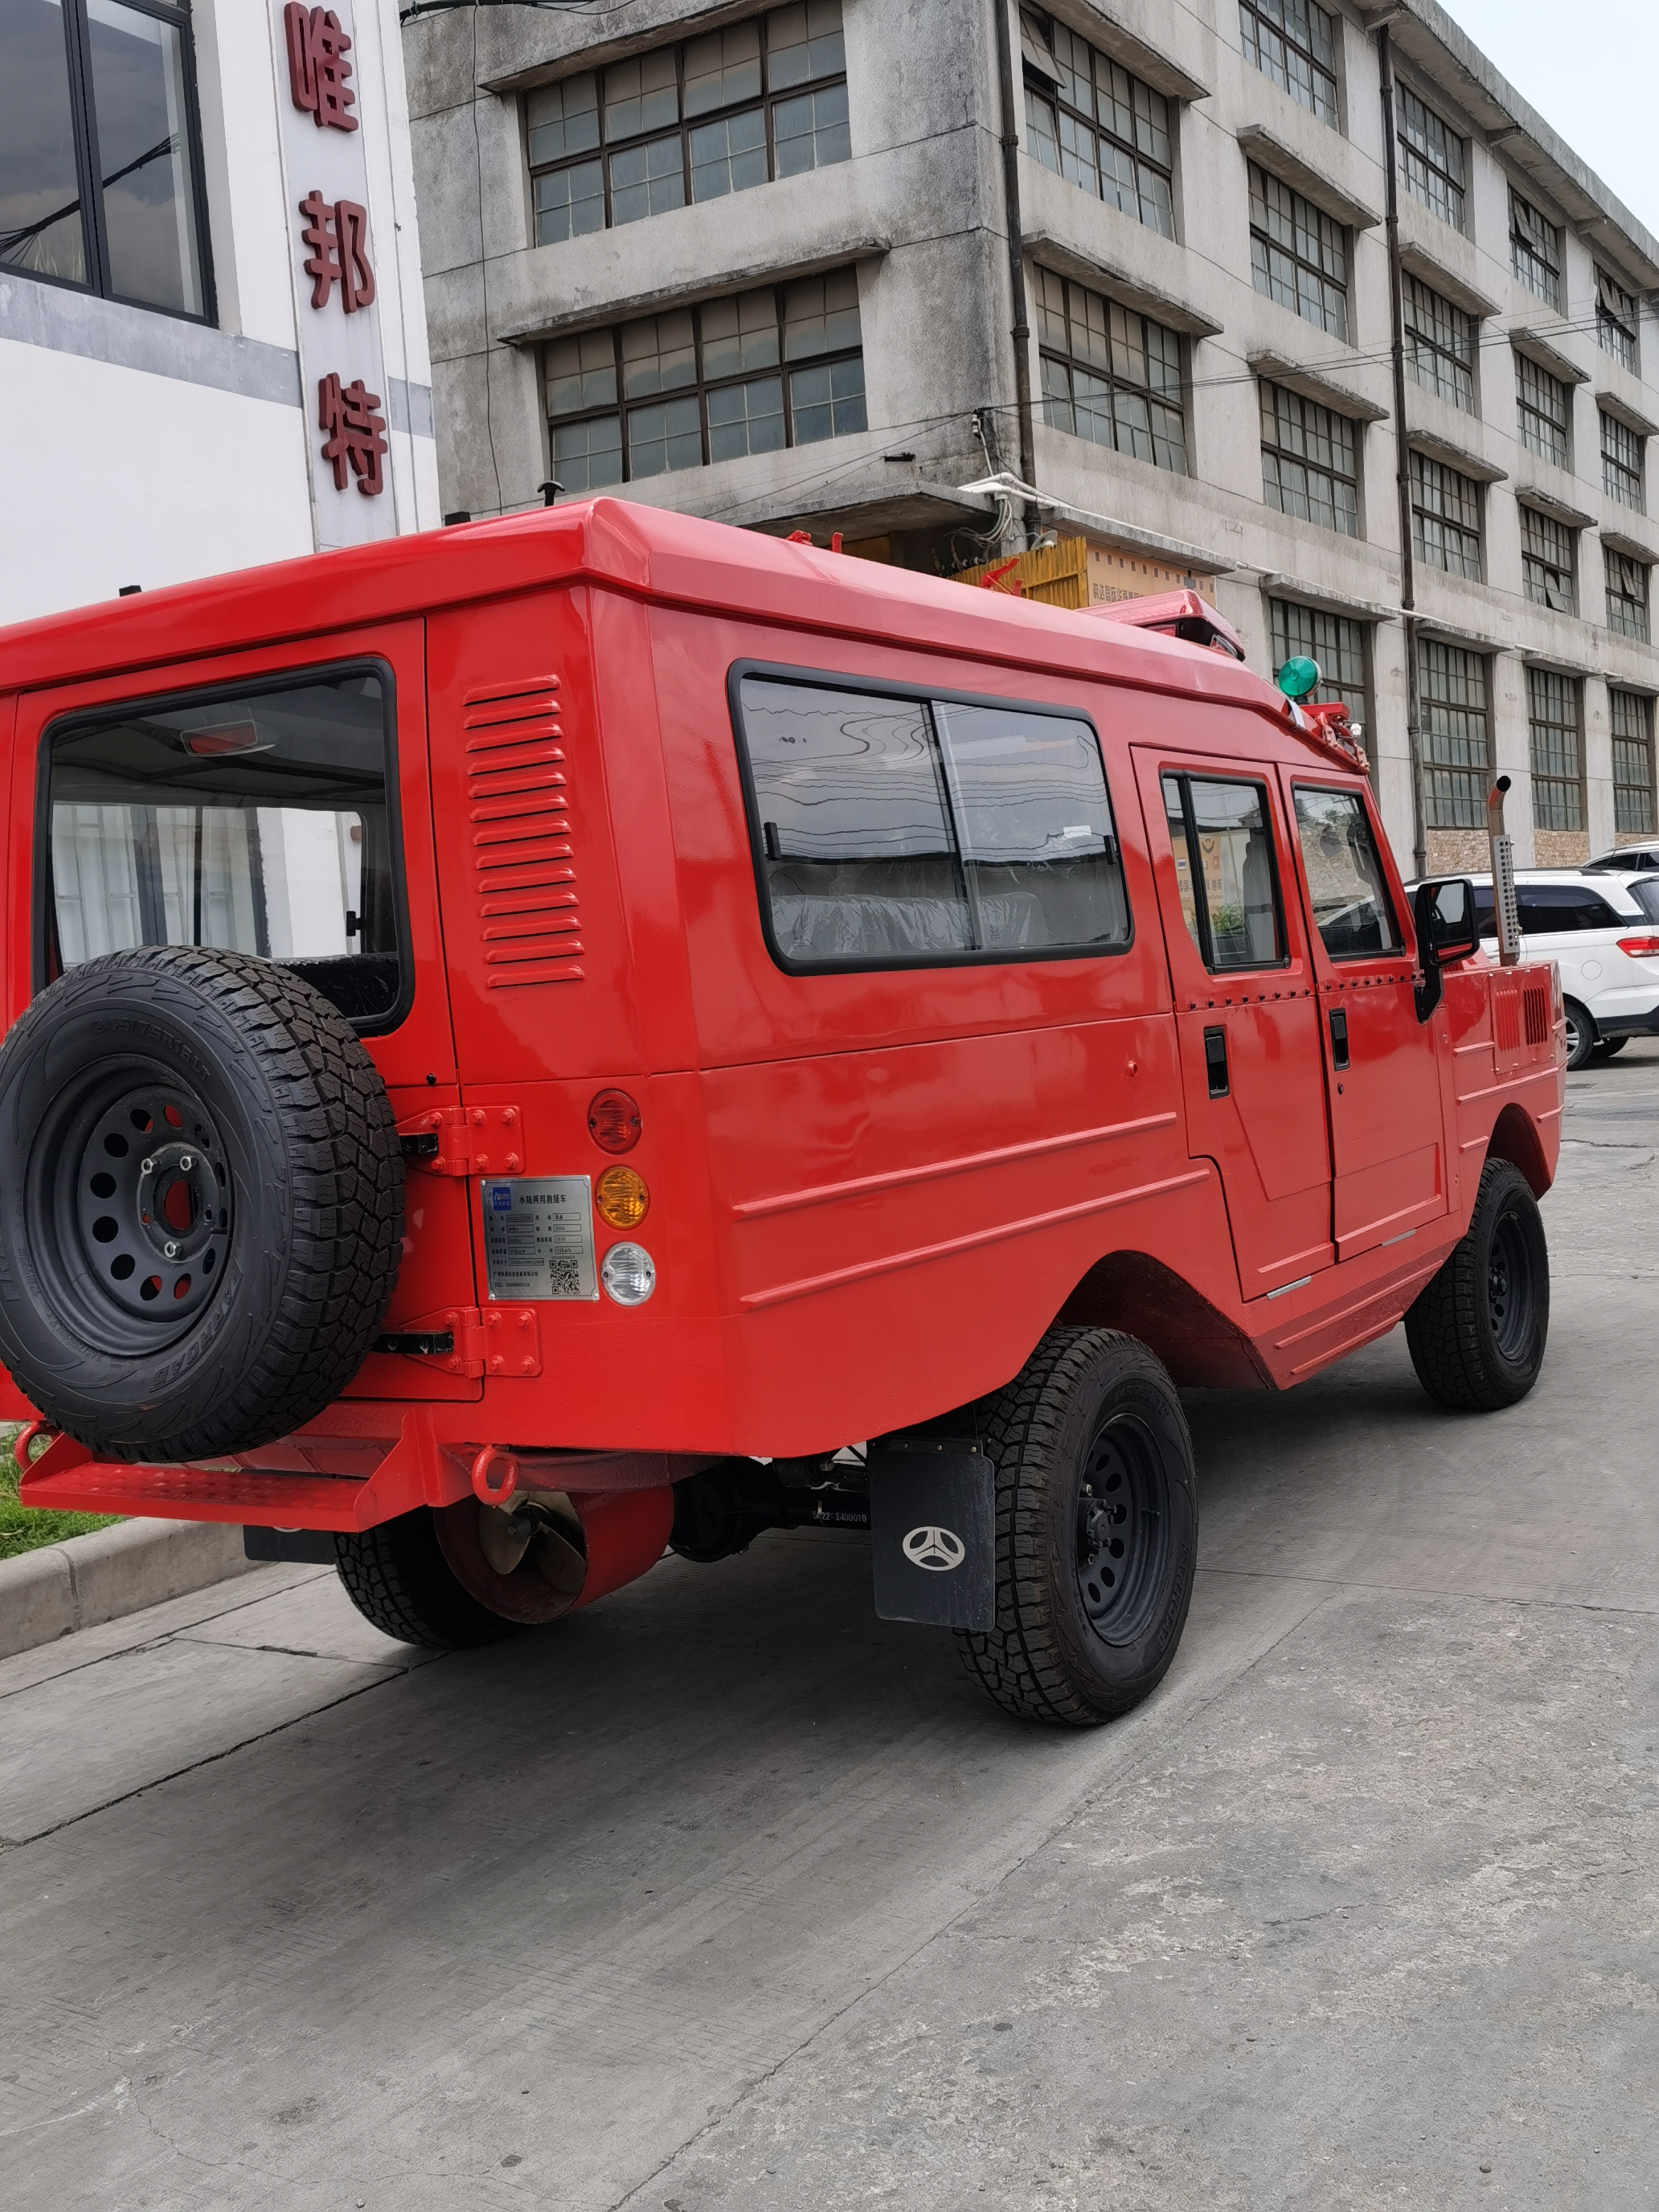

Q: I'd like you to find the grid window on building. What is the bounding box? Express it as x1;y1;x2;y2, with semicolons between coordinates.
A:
1517;352;1570;468
1509;188;1562;307
1404;275;1475;411
1036;267;1188;473
1612;690;1656;836
1248;166;1349;340
1520;506;1577;614
1397;85;1465;228
1528;667;1583;832
1606;548;1651;642
1410;452;1481;579
1239;0;1338;126
1022;12;1174;239
1419;640;1490;828
1270;599;1368;732
1597;266;1639;374
1601;409;1644;511
1260;381;1358;536
545;269;865;489
526;2;848;244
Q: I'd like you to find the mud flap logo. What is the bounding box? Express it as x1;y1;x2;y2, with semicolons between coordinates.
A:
902;1524;966;1572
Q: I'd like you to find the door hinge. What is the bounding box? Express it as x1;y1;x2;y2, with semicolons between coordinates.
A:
373;1305;542;1379
396;1105;525;1178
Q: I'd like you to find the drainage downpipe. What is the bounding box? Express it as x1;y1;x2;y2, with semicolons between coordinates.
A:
994;0;1037;546
1378;22;1428;880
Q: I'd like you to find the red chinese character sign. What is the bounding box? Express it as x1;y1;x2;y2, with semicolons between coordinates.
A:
274;0;395;546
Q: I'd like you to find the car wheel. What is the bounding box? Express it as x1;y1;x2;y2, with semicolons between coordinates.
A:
1404;1159;1550;1412
1563;998;1597;1070
957;1327;1197;1726
335;1507;531;1649
1592;1036;1629;1059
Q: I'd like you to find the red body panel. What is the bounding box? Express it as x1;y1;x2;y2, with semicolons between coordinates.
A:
0;501;1564;1524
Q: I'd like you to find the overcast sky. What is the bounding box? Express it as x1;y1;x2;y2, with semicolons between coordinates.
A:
1437;0;1659;238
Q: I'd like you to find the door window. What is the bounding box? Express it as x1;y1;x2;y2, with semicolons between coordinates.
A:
1292;786;1402;957
1161;773;1285;970
1514;883;1620;933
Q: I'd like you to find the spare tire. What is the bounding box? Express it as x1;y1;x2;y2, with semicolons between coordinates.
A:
0;947;404;1461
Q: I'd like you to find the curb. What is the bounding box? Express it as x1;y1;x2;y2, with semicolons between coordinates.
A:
0;1518;262;1661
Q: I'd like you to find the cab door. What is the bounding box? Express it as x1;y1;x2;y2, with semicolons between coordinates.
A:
1282;777;1448;1260
1134;752;1333;1296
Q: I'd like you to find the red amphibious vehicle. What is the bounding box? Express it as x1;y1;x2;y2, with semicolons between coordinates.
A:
0;501;1563;1723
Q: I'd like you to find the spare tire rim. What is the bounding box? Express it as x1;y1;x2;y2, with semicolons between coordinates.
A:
41;1065;233;1346
1075;1414;1170;1649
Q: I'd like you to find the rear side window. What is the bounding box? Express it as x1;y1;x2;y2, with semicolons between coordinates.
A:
1515;884;1620;933
1292;786;1402;958
1629;879;1659;923
1162;773;1285;971
41;666;405;1028
734;673;1129;969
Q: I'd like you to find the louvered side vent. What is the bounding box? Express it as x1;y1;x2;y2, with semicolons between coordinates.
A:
461;675;581;990
1523;984;1550;1046
1493;988;1521;1053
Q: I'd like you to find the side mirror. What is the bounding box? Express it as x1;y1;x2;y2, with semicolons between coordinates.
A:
1412;877;1479;1022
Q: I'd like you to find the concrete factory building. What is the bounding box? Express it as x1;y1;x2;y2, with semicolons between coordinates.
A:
404;0;1659;874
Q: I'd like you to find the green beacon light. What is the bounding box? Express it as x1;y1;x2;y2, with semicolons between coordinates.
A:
1277;655;1321;702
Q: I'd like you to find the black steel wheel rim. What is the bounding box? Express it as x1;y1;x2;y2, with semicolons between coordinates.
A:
32;1060;234;1353
1486;1207;1535;1364
1074;1414;1171;1648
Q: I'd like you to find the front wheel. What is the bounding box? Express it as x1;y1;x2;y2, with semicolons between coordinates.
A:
1563;999;1597;1071
957;1329;1198;1727
1404;1158;1549;1411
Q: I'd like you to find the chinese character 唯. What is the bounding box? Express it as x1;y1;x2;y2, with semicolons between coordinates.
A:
284;4;358;132
318;374;387;495
299;191;375;312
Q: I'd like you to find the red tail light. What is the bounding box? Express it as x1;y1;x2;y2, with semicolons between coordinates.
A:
1616;936;1659;957
588;1088;643;1153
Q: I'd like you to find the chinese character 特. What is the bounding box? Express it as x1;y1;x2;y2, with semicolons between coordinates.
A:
299;191;375;312
284;4;358;132
318;374;386;496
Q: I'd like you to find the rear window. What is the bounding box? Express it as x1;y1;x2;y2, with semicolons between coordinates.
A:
1514;884;1620;934
733;672;1130;970
41;665;405;1028
1629;879;1659;923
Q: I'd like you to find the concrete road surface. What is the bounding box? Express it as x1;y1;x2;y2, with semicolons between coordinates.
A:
2;1050;1657;2212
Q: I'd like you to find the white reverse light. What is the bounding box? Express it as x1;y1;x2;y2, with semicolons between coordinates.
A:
600;1242;655;1305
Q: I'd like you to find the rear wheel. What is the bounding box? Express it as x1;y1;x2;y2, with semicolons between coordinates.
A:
1592;1035;1629;1059
1563;998;1597;1071
1404;1158;1549;1411
957;1328;1197;1727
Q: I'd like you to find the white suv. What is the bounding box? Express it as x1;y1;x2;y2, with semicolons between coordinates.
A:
1460;870;1659;1068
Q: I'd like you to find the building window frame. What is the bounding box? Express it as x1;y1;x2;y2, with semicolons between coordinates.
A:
1606;548;1651;642
1596;266;1639;374
1528;666;1584;833
1238;0;1339;127
543;269;866;491
1248;163;1349;340
1260;380;1359;537
1396;84;1466;229
1270;598;1370;751
1612;689;1656;836
525;1;849;246
1520;505;1577;615
1516;351;1570;469
0;0;216;324
1021;10;1175;240
1601;408;1645;511
1419;639;1491;830
1403;274;1475;411
1035;266;1189;474
1509;187;1563;307
1410;451;1482;580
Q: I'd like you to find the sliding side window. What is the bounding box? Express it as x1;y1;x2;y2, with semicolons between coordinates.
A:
1162;773;1286;971
736;673;1130;970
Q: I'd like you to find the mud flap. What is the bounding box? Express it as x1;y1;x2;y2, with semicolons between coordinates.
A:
867;1438;995;1631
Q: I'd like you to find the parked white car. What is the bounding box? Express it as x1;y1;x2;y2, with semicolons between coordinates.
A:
1582;843;1659;876
1452;870;1659;1069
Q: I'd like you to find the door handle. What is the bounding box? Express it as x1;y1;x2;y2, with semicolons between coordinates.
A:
1204;1024;1229;1097
1329;1008;1350;1070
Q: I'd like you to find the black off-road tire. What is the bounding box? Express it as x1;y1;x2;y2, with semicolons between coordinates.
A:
957;1327;1198;1727
0;946;403;1460
1404;1158;1550;1412
335;1509;524;1649
1563;999;1597;1071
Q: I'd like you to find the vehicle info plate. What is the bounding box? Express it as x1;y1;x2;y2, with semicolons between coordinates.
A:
480;1176;597;1301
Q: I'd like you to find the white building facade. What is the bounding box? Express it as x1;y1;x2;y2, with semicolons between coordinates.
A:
0;0;440;625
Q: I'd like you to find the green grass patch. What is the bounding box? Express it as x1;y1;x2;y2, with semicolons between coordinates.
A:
0;1424;121;1561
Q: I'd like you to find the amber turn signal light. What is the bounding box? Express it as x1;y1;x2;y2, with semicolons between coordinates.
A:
596;1165;649;1228
588;1088;642;1153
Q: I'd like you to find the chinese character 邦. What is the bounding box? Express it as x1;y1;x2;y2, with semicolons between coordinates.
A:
299;191;375;312
284;4;358;132
318;373;386;496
